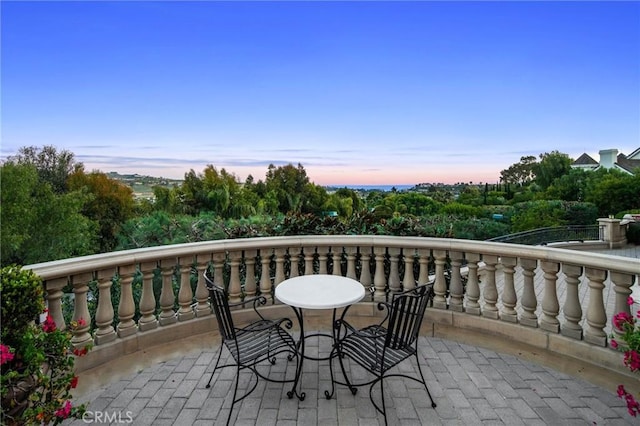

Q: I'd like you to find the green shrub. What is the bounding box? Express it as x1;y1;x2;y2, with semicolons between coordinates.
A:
0;266;45;346
627;223;640;245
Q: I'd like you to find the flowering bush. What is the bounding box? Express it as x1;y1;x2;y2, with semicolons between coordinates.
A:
610;295;640;417
1;265;92;425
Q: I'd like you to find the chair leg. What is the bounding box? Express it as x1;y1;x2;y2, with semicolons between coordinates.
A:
379;375;388;426
336;348;357;395
225;365;241;426
206;344;225;388
415;354;437;408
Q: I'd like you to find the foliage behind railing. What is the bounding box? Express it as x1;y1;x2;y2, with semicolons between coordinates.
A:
487;224;600;245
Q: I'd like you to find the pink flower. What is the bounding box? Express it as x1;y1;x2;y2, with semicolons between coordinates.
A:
42;314;57;333
613;312;634;331
77;318;87;327
611;339;619;349
54;400;72;419
623;350;640;372
617;385;640;417
70;376;79;389
628;296;635;306
0;344;14;365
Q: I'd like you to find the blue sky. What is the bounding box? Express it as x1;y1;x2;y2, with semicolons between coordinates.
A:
2;1;639;185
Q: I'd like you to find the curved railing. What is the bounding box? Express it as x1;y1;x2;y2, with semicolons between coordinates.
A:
25;235;639;388
487;224;600;245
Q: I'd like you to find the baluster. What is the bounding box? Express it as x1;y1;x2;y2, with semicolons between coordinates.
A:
228;251;243;303
194;257;211;317
332;247;343;276
177;257;195;321
481;255;499;319
539;261;560;333
212;252;227;305
45;277;68;330
519;258;538;327
500;256;518;323
288;248;300;278
158;259;177;326
94;269;116;344
71;272;93;348
273;248;287;285
117;264;137;337
359;247;373;293
373;247;386;301
243;250;258;296
388;247;402;294
561;264;583;339
432;250;448;309
303;247;314;275
584;267;608;346
416;249;430;286
259;249;273;296
402;248;416;291
465;253;481;315
138;261;158;331
448;251;464;312
317;246;329;275
611;272;636;340
345;246;357;280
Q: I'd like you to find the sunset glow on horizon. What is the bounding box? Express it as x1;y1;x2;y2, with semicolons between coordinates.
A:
2;2;638;186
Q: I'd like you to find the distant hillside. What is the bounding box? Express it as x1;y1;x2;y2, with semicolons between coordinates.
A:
107;172;182;199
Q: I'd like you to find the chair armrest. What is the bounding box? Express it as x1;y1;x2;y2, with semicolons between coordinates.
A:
228;295;270;321
240;317;294;332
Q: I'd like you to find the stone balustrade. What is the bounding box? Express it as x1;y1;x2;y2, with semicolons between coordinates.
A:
24;235;639;387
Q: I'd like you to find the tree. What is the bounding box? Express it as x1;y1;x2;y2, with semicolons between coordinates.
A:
264;163;326;214
532;151;572;190
500;155;537;186
585;169;640;217
67;170;135;252
8;145;81;193
0;163;96;264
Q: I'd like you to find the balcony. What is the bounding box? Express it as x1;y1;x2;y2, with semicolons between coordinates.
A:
26;230;640;424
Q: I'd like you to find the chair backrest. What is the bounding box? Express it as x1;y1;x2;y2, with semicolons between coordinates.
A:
385;284;434;350
203;273;236;341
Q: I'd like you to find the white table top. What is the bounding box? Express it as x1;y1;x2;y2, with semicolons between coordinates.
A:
275;275;366;310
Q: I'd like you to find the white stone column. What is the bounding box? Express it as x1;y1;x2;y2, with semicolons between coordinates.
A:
45;277;68;331
388;247;402;294
71;272;93;348
177;257;195;322
274;248;287;285
243;250;258;296
448;251;464;312
117;264;138;337
465;253;481;316
194;256;211;317
561;264;583;339
138;261;158;331
317;246;329;275
345;246;358;280
288;247;301;278
500;256;518;323
584;267;608;346
373;246;387;301
540;261;560;333
402;248;416;291
481;255;499;319
519;258;538;327
432;250;448;310
158;258;177;326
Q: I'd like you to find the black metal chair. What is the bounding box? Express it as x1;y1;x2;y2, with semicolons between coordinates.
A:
330;284;437;425
203;273;299;425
